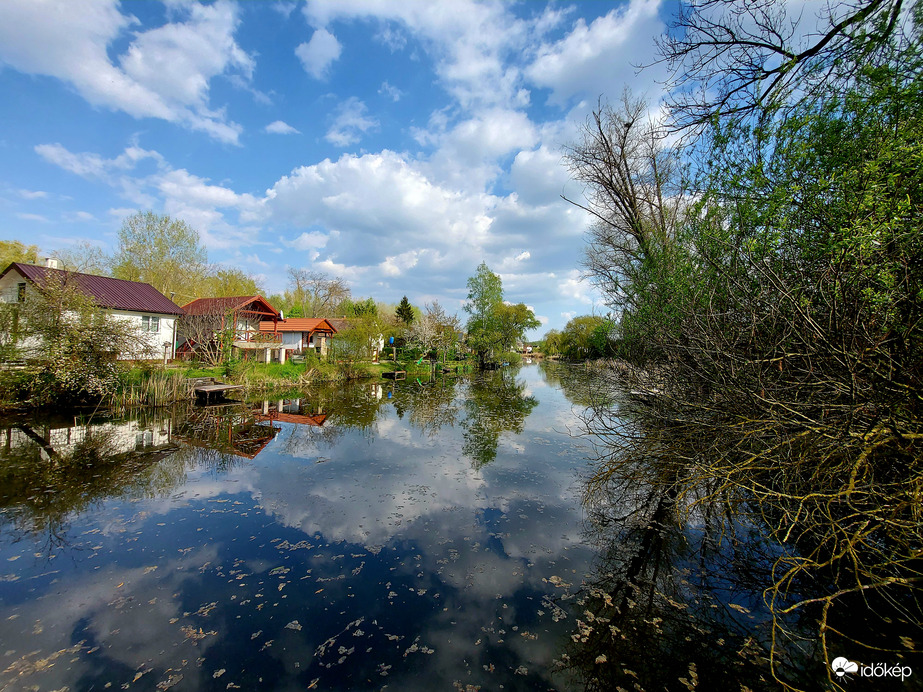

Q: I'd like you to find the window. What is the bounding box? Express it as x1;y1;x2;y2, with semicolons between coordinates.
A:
141;316;160;332
17;282;26;302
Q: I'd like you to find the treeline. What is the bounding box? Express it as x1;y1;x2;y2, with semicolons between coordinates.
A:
562;1;922;687
2;213;262;303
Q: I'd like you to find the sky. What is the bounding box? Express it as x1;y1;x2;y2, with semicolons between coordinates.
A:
0;0;677;338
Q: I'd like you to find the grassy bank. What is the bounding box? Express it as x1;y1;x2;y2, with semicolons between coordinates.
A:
106;357;474;407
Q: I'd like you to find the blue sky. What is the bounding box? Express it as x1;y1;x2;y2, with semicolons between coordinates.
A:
0;0;675;337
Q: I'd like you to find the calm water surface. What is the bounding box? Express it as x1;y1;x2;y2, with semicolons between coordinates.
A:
1;365;598;691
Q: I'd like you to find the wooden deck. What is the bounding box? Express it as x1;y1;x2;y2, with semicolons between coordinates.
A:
188;377;244;402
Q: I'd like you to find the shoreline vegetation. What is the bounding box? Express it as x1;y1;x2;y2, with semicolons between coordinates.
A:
0;352;532;413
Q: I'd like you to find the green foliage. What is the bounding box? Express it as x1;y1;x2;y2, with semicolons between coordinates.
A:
463;263;538;365
559;315;616;360
395;295;414;325
198;268;264;298
343;297;377;318
13;274;148;405
111;211;208;300
0;240;39;268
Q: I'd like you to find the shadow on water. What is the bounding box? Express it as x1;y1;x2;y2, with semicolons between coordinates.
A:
558;364;923;692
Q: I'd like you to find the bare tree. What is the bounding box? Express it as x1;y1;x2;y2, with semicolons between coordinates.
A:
656;0;910;130
286;269;350;318
563;92;688;314
176;309;228;366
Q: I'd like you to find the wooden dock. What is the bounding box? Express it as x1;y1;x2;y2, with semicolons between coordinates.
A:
187;377;244;403
382;370;406;380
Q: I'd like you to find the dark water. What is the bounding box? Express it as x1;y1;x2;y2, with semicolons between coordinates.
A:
2;364;919;692
0;365;598;691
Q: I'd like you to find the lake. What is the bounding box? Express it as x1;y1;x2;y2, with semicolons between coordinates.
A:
2;363;918;691
0;364;601;691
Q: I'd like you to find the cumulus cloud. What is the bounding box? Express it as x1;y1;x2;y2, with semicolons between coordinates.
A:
526;0;665;106
38;141;259;250
295;27;342;79
265;120;301;135
0;0;252;143
302;1;538;110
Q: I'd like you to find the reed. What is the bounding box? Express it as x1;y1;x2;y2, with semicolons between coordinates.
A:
109;369;189;410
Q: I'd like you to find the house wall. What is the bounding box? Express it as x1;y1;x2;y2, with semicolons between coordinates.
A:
0;271;178;360
109;310;178;359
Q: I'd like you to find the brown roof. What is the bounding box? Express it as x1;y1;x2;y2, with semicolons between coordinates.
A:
326;318;353;332
3;263;183;315
258;318;337;333
182;295;278;317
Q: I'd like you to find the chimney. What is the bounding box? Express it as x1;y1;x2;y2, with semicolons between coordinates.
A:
44;257;60;269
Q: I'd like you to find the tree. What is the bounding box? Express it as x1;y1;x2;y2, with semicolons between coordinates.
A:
286;268;350;318
198;267;263;298
560;315;614;360
657;0;911;131
542;329;562;357
10;273;148;404
111;211;207;301
395;295;414;325
463;263;538;366
54;241;109;275
411;300;460;362
577;17;923;680
1;240;39;268
563;92;687;336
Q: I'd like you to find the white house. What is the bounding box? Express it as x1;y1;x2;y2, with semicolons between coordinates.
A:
0;259;185;359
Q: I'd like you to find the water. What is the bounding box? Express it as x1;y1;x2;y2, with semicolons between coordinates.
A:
0;365;596;691
4;364;919;691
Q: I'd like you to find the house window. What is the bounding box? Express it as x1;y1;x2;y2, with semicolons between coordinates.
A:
17;282;26;302
142;316;160;332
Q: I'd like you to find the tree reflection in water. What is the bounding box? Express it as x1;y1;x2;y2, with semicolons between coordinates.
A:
461;368;538;468
563;364;922;692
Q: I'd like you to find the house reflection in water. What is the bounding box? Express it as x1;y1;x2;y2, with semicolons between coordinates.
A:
3;414;175;463
172;404;281;459
253;398;329;427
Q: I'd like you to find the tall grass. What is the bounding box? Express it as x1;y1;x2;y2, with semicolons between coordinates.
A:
109;368;190;409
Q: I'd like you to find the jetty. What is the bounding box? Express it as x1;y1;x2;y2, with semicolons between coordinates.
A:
187;377;244;403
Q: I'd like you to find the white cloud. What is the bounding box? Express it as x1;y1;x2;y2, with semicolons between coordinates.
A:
515;251;530;261
35;143;165;179
265;120;301;135
526;0;665;106
509;145;569;206
16;188;47;199
378;81;403;102
325;98;379;147
16;212;49;222
295;27;342;79
0;0;251;143
302;1;536;110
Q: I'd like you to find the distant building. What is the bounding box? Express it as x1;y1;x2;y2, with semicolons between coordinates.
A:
258;318;338;360
0;259;184;359
177;295;281;361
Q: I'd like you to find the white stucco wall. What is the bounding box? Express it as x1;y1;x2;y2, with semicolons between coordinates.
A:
0;270;178;360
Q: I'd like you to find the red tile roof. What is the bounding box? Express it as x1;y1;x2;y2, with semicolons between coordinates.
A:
3;263;183;315
181;296;278;317
258;318;337;333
